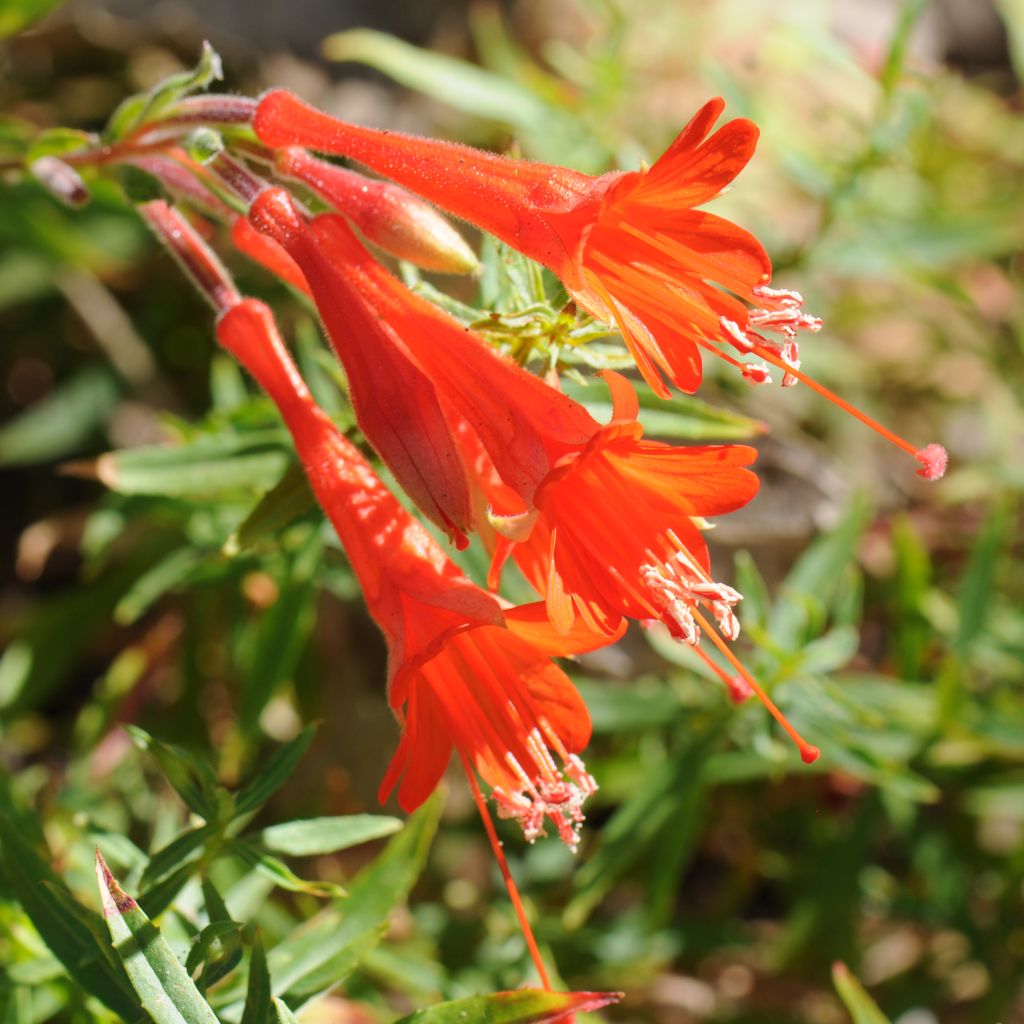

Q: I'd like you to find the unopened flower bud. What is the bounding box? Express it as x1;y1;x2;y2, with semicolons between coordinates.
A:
276;147;479;275
30;156;90;208
184;126;224;164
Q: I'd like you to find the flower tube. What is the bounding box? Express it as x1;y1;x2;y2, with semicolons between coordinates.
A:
245;189;817;763
253;89;946;479
215;297;617;847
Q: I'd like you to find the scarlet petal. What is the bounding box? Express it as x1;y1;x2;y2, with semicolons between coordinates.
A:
248;191;474;545
230;216;311;296
381;683;454;811
505;600;625;655
641;110;760;209
600;369;640;423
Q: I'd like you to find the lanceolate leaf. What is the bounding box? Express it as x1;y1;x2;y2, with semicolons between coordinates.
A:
258;815;402;856
95;850;221;1024
393;989;622;1024
95;431;290;498
239;934;272;1024
213;795;441;1016
227;839;346;898
832;962;892;1024
233;724;317;817
0;779;141;1020
224;462;317;556
126;726;221;821
0;366;118;466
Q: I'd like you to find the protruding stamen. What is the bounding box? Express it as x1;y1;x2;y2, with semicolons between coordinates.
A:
460;754;553;990
640;549;743;646
715;309;947;481
692;643;752;704
721;317;755;353
692;609;821;765
741;362;772;385
491;729;595;853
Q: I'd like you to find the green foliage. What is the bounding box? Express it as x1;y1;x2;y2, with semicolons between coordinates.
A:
0;0;67;38
832;963;893;1024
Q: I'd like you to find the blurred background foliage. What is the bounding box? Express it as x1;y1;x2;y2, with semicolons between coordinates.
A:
1;0;1023;1022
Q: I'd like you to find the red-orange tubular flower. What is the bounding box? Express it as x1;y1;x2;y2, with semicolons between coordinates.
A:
253;89;946;480
242;188;821;757
242;189;473;549
215;297;617;848
246;186;757;640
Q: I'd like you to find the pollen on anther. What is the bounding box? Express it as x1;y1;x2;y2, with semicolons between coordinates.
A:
914;443;948;481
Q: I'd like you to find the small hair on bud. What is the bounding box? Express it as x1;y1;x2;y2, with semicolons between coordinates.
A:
914;443;948;481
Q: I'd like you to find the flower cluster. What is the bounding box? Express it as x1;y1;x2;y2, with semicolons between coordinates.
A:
48;58;946;987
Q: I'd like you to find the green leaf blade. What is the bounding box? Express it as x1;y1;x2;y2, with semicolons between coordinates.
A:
95;851;221;1024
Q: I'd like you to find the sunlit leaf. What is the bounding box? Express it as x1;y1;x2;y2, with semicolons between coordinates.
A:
95;851;221;1024
259;815;402;856
832;962;892;1024
0;368;119;466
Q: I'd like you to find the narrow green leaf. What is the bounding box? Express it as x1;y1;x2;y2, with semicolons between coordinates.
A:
26;128;96;163
240;534;322;733
233;724;317;817
184;921;242;977
195;876;243;989
270;997;300;1024
239;936;271;1024
0;778;140;1019
956;501;1010;655
224;463;316;556
565;724;723;927
114;548;206;626
321;30;556;135
734;550;771;629
138;858;203;919
106;42;222;141
210;353;250;413
140;825;216;891
832;962;892;1024
214;795;442;1014
126;727;222;821
0;368;119;466
0;564;138;715
394;989;621;1024
571;678;681;734
255;815;400;858
95;851;221;1024
227;839;345;898
96;432;289;497
771;495;871;648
